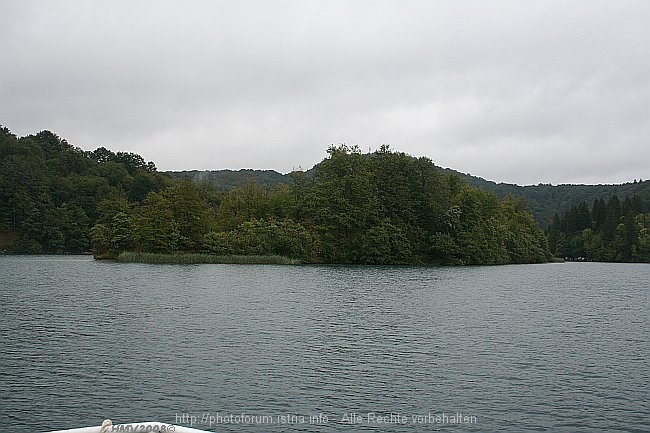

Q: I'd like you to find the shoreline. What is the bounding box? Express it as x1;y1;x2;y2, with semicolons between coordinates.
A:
113;252;303;265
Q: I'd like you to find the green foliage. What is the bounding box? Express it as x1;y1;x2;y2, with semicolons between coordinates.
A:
2;125;557;264
102;143;551;264
132;192;182;253
303;145;380;262
214;179;272;231
90;223;111;257
0;126;168;253
441;168;650;228
116;251;300;265
499;196;550;264
547;195;650;262
163;180;210;250
203;218;314;260
296;146;548;265
360;219;412;264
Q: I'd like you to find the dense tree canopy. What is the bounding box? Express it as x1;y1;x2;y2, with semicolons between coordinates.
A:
170;164;650;230
2;127;554;264
547;195;650;262
443;169;650;229
0;126;170;253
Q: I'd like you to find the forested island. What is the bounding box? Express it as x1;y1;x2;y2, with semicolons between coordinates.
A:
1;126;648;263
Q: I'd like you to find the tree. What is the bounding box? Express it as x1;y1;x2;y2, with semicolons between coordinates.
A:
1;125;558;263
360;219;412;264
90;224;112;257
202;218;315;260
111;211;135;253
548;194;649;262
215;179;271;231
0;126;171;253
132;192;182;253
591;198;606;230
304;145;379;262
163;180;209;251
499;195;549;264
59;204;91;253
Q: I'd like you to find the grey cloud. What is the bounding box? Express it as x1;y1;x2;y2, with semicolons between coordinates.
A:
1;0;648;184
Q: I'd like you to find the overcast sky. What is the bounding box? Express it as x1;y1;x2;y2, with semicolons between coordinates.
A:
1;0;648;185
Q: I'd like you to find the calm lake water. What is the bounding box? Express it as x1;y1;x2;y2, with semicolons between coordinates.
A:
0;256;648;432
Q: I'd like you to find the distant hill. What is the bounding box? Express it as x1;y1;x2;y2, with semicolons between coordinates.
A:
440;168;650;228
167;167;650;229
167;169;291;191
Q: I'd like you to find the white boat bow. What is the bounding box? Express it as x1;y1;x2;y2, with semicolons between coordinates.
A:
44;420;215;433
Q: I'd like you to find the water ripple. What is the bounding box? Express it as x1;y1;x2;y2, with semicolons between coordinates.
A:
1;257;648;432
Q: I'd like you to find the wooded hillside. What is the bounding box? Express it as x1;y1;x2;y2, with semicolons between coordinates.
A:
1;128;551;264
4;126;646;262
